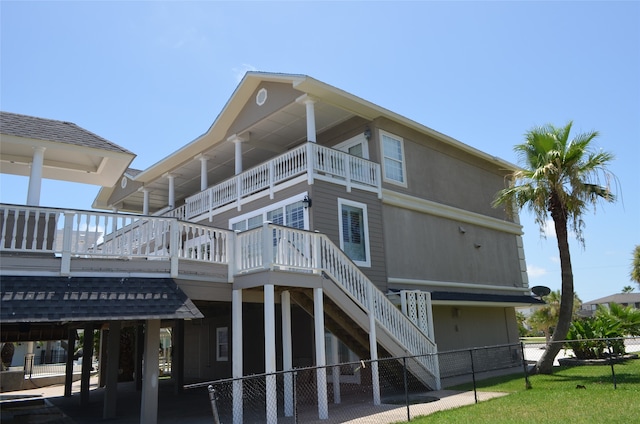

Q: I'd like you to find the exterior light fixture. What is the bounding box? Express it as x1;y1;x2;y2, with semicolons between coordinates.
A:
364;127;372;140
302;195;312;209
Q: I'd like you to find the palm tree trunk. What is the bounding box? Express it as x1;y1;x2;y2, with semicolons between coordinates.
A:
534;204;574;374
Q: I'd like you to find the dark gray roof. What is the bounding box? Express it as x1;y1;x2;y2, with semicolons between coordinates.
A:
1;276;203;322
0;111;133;155
583;293;640;306
430;291;545;305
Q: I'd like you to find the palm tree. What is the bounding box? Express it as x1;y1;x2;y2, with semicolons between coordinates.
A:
494;121;616;374
631;245;640;288
528;290;581;344
622;285;635;293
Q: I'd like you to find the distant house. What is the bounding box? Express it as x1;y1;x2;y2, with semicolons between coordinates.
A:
580;293;640;317
1;73;542;422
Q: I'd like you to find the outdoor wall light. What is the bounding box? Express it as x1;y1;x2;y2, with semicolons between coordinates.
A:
302;195;312;209
364;127;372;140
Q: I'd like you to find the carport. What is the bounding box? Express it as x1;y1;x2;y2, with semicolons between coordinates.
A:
1;276;203;423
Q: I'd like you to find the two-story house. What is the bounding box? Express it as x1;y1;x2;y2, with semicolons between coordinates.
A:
1;72;540;422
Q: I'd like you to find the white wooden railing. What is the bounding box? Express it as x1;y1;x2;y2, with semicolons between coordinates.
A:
181;143;381;220
235;223;440;388
0;204;232;276
1;204;438;387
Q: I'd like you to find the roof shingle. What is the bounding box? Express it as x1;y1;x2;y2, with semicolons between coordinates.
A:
0;111;133;154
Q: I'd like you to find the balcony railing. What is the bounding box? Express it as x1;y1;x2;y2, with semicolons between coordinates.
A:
182;142;382;220
1;204;439;387
0;204;232;277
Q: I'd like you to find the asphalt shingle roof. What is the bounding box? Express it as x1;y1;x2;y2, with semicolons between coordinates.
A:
430;291;545;305
0;111;133;154
1;276;203;322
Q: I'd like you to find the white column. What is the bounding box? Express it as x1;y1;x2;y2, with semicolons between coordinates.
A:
140;319;160;424
26;146;45;206
304;98;317;143
227;135;244;175
314;287;328;419
142;188;150;215
331;334;341;404
199;155;208;191
103;321;121;419
167;174;175;209
368;289;381;406
232;289;243;424
281;291;294;417
264;285;277;424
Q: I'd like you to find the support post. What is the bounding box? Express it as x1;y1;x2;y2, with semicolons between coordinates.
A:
104;322;121;419
282;291;294;417
173;320;185;394
135;324;144;391
26;146;45;206
368;287;381;405
331;334;341;404
232;289;243;424
80;324;94;406
140;319;160;424
64;329;76;397
199;155;209;191
314;287;328;419
264;285;277;424
167;174;175;209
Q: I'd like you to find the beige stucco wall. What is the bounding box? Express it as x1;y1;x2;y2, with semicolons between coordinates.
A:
432;305;519;351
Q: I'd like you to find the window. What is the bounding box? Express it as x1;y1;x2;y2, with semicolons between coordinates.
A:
380;131;407;186
338;199;370;267
229;195;309;231
334;133;369;159
216;327;229;361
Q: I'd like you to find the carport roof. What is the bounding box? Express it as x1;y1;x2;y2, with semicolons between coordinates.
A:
0;276;203;323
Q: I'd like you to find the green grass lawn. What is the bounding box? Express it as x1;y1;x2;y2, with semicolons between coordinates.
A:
403;359;640;423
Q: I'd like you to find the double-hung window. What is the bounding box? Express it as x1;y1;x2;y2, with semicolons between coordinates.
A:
380;130;407;186
338;198;371;267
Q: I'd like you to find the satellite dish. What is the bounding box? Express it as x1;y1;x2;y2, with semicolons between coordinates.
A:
531;286;551;298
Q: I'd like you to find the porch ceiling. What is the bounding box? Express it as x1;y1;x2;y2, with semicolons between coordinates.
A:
117;100;354;214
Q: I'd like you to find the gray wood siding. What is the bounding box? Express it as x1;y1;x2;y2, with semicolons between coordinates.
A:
432;306;519;351
198;180;309;229
371;118;512;222
227;82;303;142
310;181;387;292
383;204;522;288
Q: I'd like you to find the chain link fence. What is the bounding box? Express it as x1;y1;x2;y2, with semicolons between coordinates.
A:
184;337;640;423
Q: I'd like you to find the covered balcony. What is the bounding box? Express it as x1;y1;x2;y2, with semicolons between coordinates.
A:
170;142;382;221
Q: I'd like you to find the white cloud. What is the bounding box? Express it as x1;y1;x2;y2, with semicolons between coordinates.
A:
527;265;548;278
542;219;556;237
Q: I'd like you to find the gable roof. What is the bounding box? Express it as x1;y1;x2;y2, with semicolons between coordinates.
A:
95;72;518;212
0;111;135;187
0;111;132;154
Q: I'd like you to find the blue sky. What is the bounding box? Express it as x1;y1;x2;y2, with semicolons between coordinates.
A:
1;1;638;302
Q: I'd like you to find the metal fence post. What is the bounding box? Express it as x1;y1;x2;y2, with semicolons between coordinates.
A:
293;370;298;424
607;340;617;390
403;356;410;422
469;349;478;404
208;385;221;424
521;341;532;389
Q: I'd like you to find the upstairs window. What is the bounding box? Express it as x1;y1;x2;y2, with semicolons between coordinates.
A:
380;131;407;186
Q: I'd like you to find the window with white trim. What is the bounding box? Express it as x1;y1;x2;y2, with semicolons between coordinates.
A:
216;327;229;361
334;133;369;159
380;131;407;186
229;194;309;231
338;198;371;267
